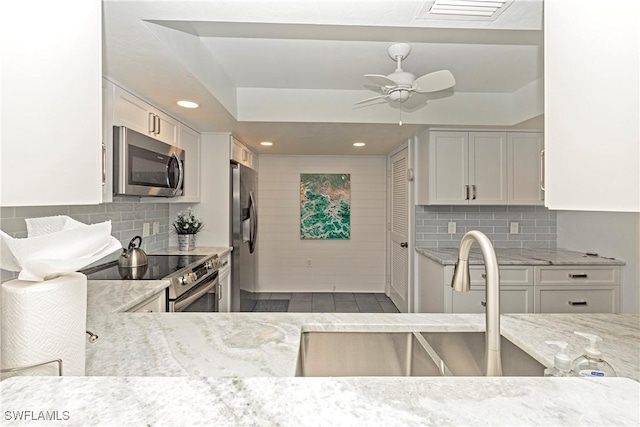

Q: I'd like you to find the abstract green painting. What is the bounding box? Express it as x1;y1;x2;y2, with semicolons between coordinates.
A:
300;173;350;239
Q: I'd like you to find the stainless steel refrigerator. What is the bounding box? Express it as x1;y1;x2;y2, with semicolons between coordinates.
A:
230;162;258;311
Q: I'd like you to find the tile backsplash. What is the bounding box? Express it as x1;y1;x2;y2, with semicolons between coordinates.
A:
415;205;557;249
1;197;170;281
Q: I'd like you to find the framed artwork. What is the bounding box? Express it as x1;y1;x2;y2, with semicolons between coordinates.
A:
300;173;350;239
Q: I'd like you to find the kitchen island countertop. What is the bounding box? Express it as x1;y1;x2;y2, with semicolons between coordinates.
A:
2;244;639;426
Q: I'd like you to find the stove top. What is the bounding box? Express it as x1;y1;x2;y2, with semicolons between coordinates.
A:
82;254;207;281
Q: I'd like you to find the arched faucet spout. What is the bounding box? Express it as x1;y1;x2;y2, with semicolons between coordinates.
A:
451;230;502;376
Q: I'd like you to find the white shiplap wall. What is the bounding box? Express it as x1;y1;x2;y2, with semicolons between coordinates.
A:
257;155;387;292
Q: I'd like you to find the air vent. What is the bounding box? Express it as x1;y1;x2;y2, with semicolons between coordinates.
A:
416;0;513;21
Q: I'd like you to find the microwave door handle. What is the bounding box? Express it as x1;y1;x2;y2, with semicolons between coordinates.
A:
169;153;184;196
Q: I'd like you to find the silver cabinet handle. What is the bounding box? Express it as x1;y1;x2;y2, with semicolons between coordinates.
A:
568;300;588;306
101;142;106;186
217;283;222;301
156;115;161;135
148;112;156;134
540;149;546;191
465;185;470;200
472;184;477;200
568;273;588;279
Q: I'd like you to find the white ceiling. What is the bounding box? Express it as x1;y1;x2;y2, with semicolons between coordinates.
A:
102;0;544;155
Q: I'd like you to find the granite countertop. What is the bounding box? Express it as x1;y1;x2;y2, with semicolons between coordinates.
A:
416;247;626;266
2;312;639;426
2;244;639;426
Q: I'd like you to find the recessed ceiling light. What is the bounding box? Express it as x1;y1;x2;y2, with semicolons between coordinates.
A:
353;142;366;147
260;141;273;146
177;100;199;109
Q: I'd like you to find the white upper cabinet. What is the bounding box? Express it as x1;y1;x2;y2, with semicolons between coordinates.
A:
468;132;508;205
231;136;258;171
175;124;201;203
1;0;102;207
420;131;507;205
544;0;640;212
113;86;178;146
507;132;544;205
416;130;541;206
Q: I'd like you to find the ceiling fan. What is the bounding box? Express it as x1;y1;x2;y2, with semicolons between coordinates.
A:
355;43;456;109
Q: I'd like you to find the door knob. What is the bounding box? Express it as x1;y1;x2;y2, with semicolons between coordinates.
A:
400;242;408;248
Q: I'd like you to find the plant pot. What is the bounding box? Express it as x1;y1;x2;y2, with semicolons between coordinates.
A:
178;234;196;251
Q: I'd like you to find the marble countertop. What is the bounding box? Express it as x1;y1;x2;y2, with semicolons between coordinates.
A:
3;243;639;426
3;312;639;426
416;247;626;266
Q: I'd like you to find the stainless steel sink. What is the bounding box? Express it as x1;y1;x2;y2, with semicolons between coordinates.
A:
295;331;545;377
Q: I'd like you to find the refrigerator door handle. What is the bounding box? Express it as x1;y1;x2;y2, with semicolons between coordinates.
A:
249;190;257;253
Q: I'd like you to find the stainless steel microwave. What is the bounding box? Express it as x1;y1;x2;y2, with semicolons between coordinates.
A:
113;126;184;197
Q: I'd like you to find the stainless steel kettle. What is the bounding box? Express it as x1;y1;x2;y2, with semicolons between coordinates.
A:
118;236;148;268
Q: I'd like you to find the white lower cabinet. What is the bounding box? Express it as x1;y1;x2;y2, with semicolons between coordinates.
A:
128;291;166;313
533;266;620;313
416;256;621;314
218;252;231;312
417;256;534;313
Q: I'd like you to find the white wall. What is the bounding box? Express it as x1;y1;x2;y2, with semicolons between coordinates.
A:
258;155;387;293
557;211;640;313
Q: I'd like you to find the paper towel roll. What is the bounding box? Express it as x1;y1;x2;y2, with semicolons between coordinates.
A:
1;273;87;379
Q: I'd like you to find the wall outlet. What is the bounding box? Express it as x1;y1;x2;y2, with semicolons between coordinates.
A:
306;258;312;267
152;222;160;235
448;221;456;234
510;222;519;234
142;222;150;237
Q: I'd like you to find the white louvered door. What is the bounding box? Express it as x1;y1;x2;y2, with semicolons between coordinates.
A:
389;148;409;312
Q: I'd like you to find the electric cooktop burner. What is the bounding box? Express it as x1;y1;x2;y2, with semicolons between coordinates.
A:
82;254;207;281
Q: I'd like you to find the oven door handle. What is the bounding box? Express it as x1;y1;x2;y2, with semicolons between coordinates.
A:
174;279;217;312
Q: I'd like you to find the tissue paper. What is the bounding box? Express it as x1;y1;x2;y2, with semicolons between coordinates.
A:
0;215;121;281
1;273;87;378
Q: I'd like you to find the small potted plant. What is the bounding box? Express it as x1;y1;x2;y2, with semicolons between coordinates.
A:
173;207;204;251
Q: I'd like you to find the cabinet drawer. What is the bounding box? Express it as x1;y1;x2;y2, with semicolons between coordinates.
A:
536;267;619;285
446;266;533;287
535;287;618;313
128;291;166;313
449;287;534;313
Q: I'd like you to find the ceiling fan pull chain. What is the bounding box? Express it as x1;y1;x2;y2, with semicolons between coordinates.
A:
399;104;403;126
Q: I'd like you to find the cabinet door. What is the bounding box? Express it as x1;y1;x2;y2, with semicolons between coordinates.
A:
114;86;151;135
101;79;115;203
1;0;102;207
176;125;201;202
508;133;543;205
428;131;469;204
544;0;640;212
154;111;178;146
114;86;178;146
468;132;507;205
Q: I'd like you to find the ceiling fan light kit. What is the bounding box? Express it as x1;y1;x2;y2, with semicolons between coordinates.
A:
355;42;456;123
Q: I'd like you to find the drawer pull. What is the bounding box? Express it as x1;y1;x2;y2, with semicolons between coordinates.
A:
568;273;588;279
568;300;588;306
480;301;486;307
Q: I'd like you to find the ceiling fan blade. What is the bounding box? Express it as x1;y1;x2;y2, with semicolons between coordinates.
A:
354;94;389;105
364;74;396;87
413;70;456;93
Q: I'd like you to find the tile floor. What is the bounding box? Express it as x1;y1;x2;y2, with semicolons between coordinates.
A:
241;291;400;313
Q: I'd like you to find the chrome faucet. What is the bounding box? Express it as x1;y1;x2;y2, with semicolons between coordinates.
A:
451;230;502;376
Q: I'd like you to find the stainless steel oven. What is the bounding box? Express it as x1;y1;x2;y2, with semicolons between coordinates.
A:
82;254;221;312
